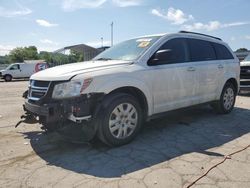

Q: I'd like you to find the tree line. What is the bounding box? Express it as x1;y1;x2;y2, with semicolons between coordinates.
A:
0;46;249;65
0;46;84;65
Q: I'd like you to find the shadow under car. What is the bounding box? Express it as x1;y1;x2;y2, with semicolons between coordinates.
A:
21;105;250;178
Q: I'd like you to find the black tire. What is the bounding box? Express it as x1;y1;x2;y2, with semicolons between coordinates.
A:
212;82;236;114
96;93;143;146
4;74;12;82
41;123;59;132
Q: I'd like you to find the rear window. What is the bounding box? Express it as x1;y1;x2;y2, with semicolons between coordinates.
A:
212;43;234;60
187;39;216;62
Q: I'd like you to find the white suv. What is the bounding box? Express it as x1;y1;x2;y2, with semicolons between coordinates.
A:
21;31;240;146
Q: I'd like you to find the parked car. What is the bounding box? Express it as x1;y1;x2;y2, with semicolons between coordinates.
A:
0;60;48;82
21;31;240;146
240;54;250;91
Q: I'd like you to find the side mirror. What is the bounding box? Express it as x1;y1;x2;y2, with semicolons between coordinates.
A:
149;49;172;65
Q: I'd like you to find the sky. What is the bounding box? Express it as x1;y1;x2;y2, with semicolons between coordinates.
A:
0;0;250;55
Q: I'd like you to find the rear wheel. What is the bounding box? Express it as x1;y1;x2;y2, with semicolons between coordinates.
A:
212;82;236;114
97;93;142;146
4;75;12;82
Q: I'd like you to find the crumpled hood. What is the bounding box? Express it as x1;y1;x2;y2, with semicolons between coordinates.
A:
31;60;132;81
240;61;250;66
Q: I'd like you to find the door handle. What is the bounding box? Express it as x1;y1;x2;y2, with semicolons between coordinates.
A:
218;64;224;69
187;67;196;71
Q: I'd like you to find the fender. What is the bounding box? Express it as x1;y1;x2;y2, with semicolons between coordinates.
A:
216;71;240;100
95;76;154;116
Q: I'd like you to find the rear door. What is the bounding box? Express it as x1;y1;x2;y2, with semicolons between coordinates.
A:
187;38;222;102
212;42;236;89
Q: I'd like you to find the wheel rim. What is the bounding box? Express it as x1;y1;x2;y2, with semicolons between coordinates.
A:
109;103;138;139
223;87;235;110
6;76;11;81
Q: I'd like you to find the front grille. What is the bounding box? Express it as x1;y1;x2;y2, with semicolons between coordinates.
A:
28;80;51;101
240;66;250;79
240;80;250;86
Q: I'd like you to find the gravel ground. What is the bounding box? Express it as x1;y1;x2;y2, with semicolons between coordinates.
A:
0;80;250;188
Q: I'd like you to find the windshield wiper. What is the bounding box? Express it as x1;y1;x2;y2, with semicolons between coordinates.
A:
95;58;113;61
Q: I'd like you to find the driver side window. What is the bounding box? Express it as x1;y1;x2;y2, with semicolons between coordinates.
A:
148;38;188;66
10;64;20;70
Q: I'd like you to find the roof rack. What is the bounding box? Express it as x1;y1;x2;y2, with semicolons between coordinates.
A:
179;31;222;41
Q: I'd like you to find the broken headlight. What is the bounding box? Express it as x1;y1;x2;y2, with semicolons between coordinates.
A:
52;78;92;99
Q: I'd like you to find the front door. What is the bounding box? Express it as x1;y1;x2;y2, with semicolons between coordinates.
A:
8;64;22;78
148;38;198;114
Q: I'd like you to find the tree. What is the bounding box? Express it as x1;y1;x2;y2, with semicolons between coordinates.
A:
68;49;84;63
9;46;38;63
0;55;11;64
39;51;52;63
24;46;38;60
9;47;25;62
236;48;248;52
6;46;84;65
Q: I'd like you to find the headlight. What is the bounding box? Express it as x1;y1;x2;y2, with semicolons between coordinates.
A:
52;78;92;99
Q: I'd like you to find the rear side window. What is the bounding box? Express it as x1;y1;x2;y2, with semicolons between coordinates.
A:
212;43;234;60
187;39;216;62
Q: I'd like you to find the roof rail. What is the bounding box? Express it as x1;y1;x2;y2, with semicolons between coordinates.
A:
179;31;222;41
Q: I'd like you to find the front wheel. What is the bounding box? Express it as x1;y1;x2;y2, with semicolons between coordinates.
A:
4;75;12;82
212;82;237;114
97;93;143;146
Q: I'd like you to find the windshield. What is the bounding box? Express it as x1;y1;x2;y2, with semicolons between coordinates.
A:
94;36;161;61
243;54;250;61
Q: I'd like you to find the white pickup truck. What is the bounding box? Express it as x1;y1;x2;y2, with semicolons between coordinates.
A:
240;54;250;91
21;31;240;146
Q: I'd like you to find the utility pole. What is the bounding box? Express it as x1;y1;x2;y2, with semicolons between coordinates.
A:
111;22;114;47
101;37;103;48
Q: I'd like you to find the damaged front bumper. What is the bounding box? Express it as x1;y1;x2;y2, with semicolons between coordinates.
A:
23;98;93;125
21;93;104;131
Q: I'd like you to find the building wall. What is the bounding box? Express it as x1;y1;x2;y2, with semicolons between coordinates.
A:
83;50;99;61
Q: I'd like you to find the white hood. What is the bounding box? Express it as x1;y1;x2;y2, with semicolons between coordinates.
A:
240;60;250;66
31;60;132;81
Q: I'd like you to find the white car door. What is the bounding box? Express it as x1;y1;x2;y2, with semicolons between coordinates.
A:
8;64;22;78
19;64;30;77
187;39;224;102
148;38;199;114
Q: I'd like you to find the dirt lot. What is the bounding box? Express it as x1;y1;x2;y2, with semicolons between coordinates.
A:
0;81;250;188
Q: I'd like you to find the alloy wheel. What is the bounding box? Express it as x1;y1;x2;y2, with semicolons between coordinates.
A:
109;103;138;139
223;87;235;110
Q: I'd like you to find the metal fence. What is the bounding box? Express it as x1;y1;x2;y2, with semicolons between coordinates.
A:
48;62;66;68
